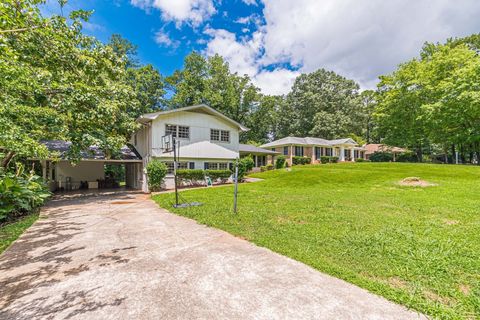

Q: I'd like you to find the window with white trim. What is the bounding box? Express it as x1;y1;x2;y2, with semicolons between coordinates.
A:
220;130;230;142
204;162;230;170
165;124;190;139
164;161;188;174
210;129;220;141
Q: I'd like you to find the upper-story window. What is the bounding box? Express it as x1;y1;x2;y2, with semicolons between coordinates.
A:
220;130;230;142
211;129;230;143
165;124;189;139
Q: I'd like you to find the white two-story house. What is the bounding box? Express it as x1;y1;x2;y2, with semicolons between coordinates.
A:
131;104;249;191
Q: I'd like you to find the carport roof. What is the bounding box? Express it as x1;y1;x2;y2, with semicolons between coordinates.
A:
41;140;141;161
239;144;280;155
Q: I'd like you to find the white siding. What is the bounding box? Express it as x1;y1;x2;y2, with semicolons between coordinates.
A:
150;110;239;157
55;161;105;184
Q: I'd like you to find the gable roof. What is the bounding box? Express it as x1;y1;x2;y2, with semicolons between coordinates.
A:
137;104;249;132
239;144;280;155
260;136;358;148
42;140;141;160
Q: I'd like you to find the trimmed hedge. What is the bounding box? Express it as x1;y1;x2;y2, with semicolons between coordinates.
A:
369;152;393;162
275;155;286;169
205;169;232;182
355;158;366;162
320;156;339;164
177;169;204;183
292;156;311;165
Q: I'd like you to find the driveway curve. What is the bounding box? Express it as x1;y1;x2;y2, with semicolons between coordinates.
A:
0;191;424;320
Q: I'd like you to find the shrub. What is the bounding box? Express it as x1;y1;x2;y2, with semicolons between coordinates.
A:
369;152;393;162
177;169;204;185
355;158;365;162
292;156;311;165
146;159;168;191
260;165;267;172
205;169;232;183
266;164;274;170
320;156;330;164
0;164;50;222
396;151;417;163
237;156;255;180
329;156;338;163
275;156;286;169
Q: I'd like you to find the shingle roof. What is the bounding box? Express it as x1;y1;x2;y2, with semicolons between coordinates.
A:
137;104;249;131
260;136;358;148
42;140;141;160
239;144;280;155
153;140;239;159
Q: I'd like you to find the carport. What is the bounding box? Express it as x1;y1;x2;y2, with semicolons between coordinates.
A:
40;140;143;192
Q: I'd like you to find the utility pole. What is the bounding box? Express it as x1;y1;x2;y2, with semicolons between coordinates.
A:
173;138;179;207
233;160;239;213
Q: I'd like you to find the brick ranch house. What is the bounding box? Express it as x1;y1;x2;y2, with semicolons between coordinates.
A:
260;137;366;166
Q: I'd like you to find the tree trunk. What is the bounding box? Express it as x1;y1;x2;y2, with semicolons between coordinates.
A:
416;146;423;163
1;151;15;169
450;144;456;164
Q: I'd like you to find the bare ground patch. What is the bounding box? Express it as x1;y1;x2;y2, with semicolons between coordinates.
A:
398;177;437;187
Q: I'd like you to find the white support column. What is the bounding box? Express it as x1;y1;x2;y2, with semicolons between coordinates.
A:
339;146;345;161
351;148;355;162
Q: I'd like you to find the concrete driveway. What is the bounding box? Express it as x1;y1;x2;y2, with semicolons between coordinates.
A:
0;191;425;320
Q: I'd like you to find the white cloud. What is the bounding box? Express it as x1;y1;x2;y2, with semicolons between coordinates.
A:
242;0;257;5
154;30;180;48
259;0;480;89
131;0;216;26
204;28;298;95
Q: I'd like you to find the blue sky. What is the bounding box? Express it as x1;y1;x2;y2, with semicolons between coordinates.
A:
42;0;480;95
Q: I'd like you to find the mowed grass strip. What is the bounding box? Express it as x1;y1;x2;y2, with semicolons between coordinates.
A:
0;213;39;255
153;163;480;319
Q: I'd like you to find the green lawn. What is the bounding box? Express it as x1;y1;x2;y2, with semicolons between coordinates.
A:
153;163;480;319
0;213;39;255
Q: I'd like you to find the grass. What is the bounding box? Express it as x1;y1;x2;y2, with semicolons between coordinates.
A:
153;163;480;319
0;213;39;255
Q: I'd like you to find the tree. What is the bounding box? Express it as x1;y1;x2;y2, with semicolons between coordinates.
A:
279;69;363;139
0;0;138;168
375;37;480;162
166;52;263;142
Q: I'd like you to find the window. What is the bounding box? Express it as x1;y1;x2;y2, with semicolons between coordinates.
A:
271;148;275;152
315;147;321;159
165;125;190;139
219;163;228;170
294;146;304;156
211;129;230;143
165;124;177;137
164;161;188;174
283;146;288;155
178;126;190;139
204;162;230;170
220;130;230;142
325;148;332;156
210;129;220;141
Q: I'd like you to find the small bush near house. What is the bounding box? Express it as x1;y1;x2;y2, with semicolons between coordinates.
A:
320;156;330;164
275;156;286;169
205;169;232;183
329;156;338;163
236;156;255;180
266;164;274;170
260;166;267;172
396;151;418;163
355;158;365;162
177;169;205;185
292;156;311;165
146;160;168;191
369;152;394;162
